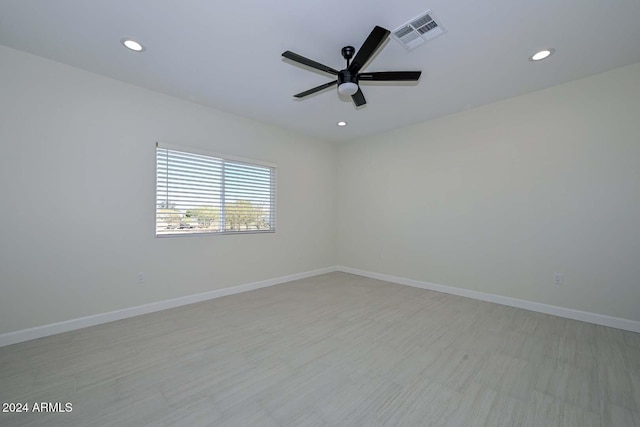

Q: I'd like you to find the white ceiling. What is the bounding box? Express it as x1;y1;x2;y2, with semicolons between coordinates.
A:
1;0;640;143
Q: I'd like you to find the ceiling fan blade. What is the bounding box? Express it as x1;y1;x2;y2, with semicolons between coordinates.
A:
349;26;391;74
294;81;337;98
358;71;422;81
282;51;339;75
351;87;367;107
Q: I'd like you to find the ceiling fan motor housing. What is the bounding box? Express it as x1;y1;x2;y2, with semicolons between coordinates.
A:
338;69;358;85
337;69;359;95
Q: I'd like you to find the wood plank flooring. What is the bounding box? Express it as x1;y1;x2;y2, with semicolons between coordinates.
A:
1;272;639;426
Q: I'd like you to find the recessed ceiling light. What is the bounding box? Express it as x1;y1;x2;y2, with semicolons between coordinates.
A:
121;38;145;52
529;48;554;61
337;121;348;127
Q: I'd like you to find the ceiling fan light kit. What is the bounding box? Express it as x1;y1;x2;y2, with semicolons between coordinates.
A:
282;25;422;107
338;82;359;96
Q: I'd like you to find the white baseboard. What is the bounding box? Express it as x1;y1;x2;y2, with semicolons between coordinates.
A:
3;265;637;347
337;266;640;334
0;266;339;347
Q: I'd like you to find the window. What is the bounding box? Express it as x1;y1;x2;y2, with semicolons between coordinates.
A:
156;143;276;237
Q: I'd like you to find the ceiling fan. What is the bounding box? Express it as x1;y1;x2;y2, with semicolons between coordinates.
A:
282;26;422;107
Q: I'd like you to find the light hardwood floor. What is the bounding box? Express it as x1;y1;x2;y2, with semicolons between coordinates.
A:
1;272;639;426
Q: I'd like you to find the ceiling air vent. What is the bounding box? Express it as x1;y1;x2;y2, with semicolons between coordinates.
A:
392;10;446;51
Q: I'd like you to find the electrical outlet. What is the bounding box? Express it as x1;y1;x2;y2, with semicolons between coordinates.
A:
137;272;145;284
553;273;563;285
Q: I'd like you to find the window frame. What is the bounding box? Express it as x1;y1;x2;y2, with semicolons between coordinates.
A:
155;142;277;238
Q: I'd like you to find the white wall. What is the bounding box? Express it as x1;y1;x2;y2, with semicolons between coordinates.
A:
338;62;640;322
0;46;337;334
2;43;638;337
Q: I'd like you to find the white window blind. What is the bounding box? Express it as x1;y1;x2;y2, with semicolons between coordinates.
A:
156;144;276;236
